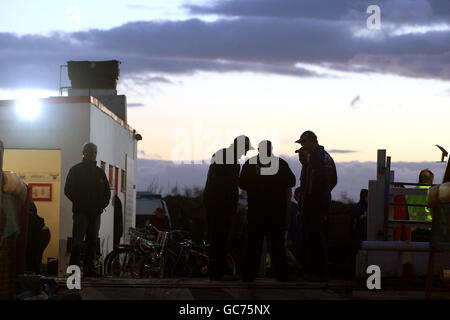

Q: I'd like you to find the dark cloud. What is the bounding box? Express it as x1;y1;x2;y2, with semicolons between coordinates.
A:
185;0;444;23
127;75;174;86
1;10;450;90
137;157;446;202
185;0;364;20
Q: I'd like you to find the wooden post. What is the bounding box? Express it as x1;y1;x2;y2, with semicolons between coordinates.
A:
367;150;386;241
383;157;391;241
367;180;378;241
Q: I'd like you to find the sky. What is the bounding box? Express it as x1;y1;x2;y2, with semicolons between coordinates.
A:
1;0;449;200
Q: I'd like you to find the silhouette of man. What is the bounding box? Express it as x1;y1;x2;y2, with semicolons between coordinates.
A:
239;140;296;282
203;135;253;281
65;142;111;277
295;131;337;282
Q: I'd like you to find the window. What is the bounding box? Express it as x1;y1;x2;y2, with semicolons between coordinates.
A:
121;169;126;193
109;165;114;189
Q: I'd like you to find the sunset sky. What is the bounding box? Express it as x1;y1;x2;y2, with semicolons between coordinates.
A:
1;0;449;198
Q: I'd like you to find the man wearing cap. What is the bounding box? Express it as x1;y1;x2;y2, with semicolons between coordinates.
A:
203;135;253;281
239;140;296;282
295;131;337;281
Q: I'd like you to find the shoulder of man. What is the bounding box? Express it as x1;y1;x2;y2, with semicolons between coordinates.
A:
323;150;335;168
211;148;227;164
278;156;290;167
70;161;85;171
96;166;109;182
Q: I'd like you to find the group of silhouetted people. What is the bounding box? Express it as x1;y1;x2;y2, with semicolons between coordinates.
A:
203;131;337;282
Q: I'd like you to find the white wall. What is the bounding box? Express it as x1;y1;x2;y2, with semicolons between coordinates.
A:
89;105;137;261
0;99;138;276
0;101;91;275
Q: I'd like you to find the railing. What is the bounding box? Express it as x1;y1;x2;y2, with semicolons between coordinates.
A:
386;183;433;232
367;150;439;241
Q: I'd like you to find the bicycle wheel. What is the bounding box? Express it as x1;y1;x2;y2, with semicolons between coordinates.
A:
138;248;162;278
105;248;141;278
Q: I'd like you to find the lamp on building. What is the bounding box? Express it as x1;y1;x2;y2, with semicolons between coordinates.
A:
14;97;42;120
135;133;142;141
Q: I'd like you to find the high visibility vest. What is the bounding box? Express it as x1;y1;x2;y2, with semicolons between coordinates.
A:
405;185;432;230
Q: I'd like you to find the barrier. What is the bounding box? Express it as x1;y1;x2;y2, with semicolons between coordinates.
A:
361;150;450;298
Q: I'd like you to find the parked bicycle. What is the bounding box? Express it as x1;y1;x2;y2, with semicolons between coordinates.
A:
104;224;237;279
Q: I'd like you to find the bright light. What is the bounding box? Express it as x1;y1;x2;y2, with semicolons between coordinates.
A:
15;97;42;120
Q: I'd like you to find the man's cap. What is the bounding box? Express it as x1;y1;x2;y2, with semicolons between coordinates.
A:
295;130;317;144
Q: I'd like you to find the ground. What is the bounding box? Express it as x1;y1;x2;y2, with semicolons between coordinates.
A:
52;276;450;300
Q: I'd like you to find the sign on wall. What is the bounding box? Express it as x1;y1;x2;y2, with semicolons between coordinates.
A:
18;172;60;182
29;183;52;201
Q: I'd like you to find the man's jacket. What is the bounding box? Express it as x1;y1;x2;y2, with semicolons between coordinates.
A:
300;146;337;216
239;156;296;229
64;159;111;215
203;148;241;212
406;185;432;230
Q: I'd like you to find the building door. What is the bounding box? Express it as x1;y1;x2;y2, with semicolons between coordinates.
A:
3;149;61;266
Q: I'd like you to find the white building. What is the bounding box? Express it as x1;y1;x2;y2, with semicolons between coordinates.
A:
0;60;141;276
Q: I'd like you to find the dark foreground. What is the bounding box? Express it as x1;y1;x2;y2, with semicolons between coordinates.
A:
51;277;450;300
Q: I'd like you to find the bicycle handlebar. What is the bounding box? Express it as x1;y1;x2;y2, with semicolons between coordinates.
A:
145;224;190;236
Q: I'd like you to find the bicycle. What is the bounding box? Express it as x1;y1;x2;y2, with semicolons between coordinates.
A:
144;225;237;278
104;227;160;278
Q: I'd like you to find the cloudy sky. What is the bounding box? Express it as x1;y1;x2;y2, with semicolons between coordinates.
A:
1;0;449;200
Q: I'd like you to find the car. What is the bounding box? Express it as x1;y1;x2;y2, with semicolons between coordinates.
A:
135;192;172;231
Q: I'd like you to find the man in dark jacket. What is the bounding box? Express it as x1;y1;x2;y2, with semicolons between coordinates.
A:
26;201;50;274
295;131;337;282
239;140;296;282
64;142;111;277
203;135;253;280
350;189;369;248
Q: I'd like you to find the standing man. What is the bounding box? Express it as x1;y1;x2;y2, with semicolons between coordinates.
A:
295;131;337;282
406;169;434;242
350;189;369;247
239;140;296;282
65;142;111;277
203;135;253;281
